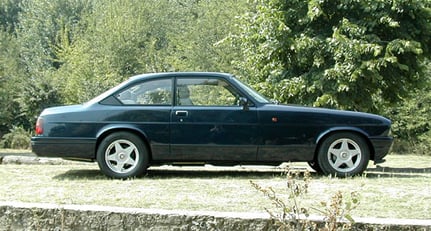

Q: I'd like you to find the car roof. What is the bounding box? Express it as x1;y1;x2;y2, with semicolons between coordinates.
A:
128;72;234;82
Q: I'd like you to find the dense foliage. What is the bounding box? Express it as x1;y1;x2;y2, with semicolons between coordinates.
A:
0;0;430;153
234;0;431;112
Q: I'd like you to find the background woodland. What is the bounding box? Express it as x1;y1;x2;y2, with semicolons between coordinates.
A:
1;0;430;154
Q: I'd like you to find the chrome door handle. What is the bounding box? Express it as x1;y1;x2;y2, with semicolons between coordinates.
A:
175;111;188;117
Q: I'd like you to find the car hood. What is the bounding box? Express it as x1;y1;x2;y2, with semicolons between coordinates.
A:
260;104;391;125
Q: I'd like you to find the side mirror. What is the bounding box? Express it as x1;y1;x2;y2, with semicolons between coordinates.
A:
238;97;249;110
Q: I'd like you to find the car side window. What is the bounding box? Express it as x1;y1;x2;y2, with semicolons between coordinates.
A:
116;79;172;105
176;78;241;106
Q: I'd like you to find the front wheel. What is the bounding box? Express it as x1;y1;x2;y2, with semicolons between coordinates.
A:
97;132;149;179
317;132;370;177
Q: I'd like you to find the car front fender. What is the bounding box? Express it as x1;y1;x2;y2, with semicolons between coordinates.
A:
315;127;370;146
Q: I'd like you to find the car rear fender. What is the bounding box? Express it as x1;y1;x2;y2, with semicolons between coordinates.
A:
314;127;374;160
95;124;152;159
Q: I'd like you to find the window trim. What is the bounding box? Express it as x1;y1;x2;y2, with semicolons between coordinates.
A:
114;78;174;106
175;77;245;107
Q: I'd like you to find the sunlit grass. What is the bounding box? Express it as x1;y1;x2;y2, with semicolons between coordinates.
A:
0;154;430;219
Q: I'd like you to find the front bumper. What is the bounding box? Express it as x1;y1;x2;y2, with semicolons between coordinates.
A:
370;136;393;164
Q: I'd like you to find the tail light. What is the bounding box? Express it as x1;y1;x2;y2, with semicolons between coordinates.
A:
35;118;43;135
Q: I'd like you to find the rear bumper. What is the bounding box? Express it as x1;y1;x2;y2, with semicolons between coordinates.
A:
31;137;96;160
370;136;393;164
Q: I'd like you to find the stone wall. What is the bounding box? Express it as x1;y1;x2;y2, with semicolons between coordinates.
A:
1;202;430;230
0;202;275;231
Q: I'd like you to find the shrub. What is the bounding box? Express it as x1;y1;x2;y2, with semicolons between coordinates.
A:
0;126;31;149
388;89;431;155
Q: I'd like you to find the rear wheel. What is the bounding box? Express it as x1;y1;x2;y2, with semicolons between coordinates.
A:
97;132;149;179
317;132;370;177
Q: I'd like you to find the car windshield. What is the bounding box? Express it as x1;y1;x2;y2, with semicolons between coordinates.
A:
231;77;270;104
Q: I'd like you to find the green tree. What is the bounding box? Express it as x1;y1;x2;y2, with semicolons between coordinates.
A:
0;30;22;134
17;0;89;73
0;0;23;134
0;0;22;33
168;0;248;73
54;0;182;103
387;62;431;154
54;0;247;104
15;0;89;127
234;0;431;113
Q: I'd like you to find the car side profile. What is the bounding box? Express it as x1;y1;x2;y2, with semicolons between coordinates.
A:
31;72;393;178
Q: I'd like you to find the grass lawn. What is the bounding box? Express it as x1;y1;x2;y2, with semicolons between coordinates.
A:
0;153;430;220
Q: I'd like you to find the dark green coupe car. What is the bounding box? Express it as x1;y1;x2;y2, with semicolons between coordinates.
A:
32;72;393;178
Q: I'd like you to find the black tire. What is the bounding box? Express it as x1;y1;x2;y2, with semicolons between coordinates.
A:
317;132;370;177
307;160;323;173
97;132;149;179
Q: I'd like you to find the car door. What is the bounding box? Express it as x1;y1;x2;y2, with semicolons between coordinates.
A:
169;76;259;162
113;78;173;157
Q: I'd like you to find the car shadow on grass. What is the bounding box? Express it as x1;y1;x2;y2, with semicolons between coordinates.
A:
53;169;107;180
53;165;313;180
52;165;431;180
145;168;294;179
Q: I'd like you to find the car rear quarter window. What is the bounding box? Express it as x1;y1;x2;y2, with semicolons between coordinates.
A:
116;79;173;105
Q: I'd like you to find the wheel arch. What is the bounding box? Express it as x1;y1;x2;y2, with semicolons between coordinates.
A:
95;125;153;161
314;127;375;161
